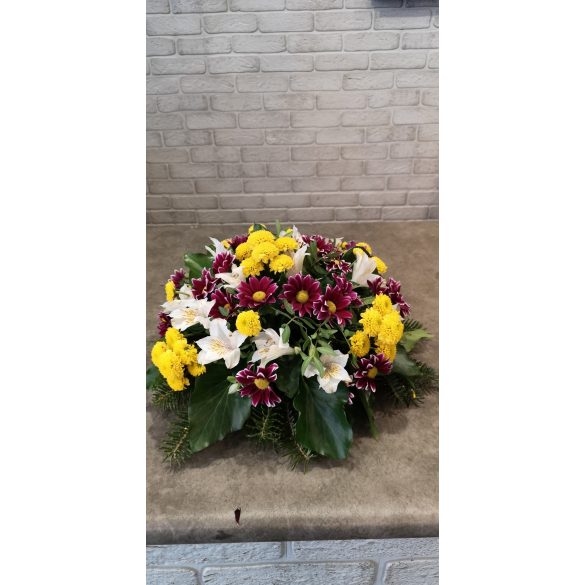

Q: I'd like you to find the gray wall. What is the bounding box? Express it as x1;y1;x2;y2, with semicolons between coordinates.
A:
147;537;439;584
146;0;439;225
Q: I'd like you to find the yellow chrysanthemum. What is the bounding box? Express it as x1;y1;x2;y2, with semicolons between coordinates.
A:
353;247;364;257
151;341;167;365
275;236;299;252
376;339;397;363
378;310;404;345
251;241;280;264
372;294;393;316
241;257;264;277
356;242;373;255
359;307;382;337
247;229;275;248
156;350;188;391
152;329;205;388
269;254;294;273
187;362;206;377
372;256;387;274
349;330;370;358
236;310;262;337
221;239;230;249
164;280;175;302
235;242;253;261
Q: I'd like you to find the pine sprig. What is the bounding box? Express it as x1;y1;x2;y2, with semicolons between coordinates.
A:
160;409;192;468
384;362;438;408
150;384;190;413
245;402;316;471
403;318;425;332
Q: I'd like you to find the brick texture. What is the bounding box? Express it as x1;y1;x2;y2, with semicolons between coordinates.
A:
146;538;439;584
147;2;439;223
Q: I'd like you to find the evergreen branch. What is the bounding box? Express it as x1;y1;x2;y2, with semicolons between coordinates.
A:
245;402;316;471
150;385;190;413
160;409;192;468
403;318;425;332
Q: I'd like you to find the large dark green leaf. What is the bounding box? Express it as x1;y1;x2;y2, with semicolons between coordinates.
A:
184;252;212;279
393;346;422;378
293;378;353;459
399;328;433;353
146;364;163;390
275;355;302;398
188;363;251;453
359;391;379;439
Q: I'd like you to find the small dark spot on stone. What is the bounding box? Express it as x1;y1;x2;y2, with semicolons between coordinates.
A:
234;507;241;524
214;530;231;541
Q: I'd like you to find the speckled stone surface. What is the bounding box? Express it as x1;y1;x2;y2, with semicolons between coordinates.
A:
146;221;438;544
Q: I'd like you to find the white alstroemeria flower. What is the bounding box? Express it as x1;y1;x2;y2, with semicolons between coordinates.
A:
287;244;308;276
205;237;227;258
351;252;378;286
304;350;352;394
160;283;194;313
251;328;295;366
216;264;245;289
169;298;215;331
196;319;247;370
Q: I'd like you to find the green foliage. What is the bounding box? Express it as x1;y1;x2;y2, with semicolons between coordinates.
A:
393;346;424;377
275;355;302;398
359;390;379;439
400;327;433;353
245;402;316;471
160;409;193;468
187;363;251;453
146;364;164;390
183;252;212;279
293;378;353;460
150;384;190;413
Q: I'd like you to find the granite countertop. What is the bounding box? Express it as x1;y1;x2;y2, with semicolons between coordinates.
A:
146;221;438;544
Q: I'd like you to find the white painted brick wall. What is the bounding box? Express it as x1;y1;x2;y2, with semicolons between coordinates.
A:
146;537;439;584
146;0;439;225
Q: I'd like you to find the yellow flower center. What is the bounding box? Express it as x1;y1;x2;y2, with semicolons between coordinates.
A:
183;308;196;323
326;301;337;314
254;378;270;390
224;303;231;311
252;291;267;302
367;367;378;379
296;290;309;303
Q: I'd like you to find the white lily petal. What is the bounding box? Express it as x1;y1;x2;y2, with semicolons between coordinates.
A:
224;349;241;370
287;244;308;276
351;252;378;287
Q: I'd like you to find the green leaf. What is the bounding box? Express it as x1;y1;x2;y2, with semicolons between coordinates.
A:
399;328;433;353
359;391;379;439
293;378;353;459
312;356;325;377
317;343;336;356
187;363;251;453
393;346;423;378
300;356;312;376
184;252;212;279
219;305;229;317
281;324;291;344
282;299;294;315
275;355;302;398
146;364;163;390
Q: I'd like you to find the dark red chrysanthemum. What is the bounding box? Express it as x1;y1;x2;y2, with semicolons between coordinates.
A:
333;274;361;307
386;278;411;317
280;273;321;317
212;251;234;275
157;312;172;337
209;288;236;319
236;362;281;407
313;285;353;326
191;268;218;300
230;234;248;249
302;234;334;255
236;276;278;308
367;276;388;296
326;258;352;274
353;353;392;393
170;268;186;288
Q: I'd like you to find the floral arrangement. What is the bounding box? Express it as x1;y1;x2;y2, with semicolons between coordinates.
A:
147;222;437;469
